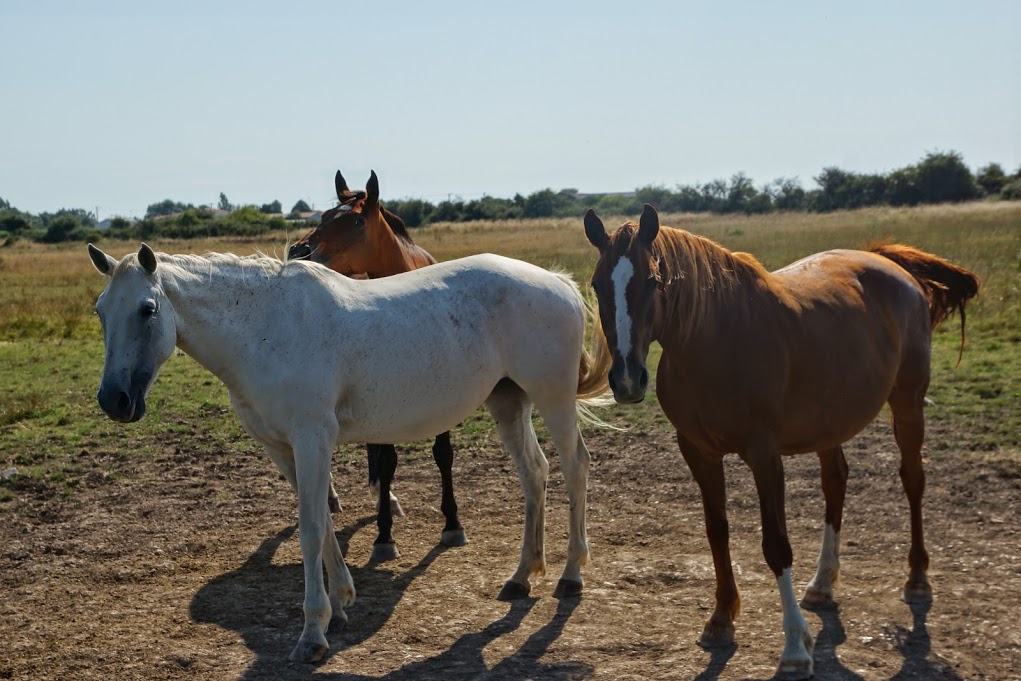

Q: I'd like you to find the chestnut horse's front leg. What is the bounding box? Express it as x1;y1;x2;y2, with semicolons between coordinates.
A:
741;439;814;681
678;435;739;648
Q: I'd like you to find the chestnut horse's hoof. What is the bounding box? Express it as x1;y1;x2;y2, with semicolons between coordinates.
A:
775;657;814;681
496;580;531;601
370;542;400;563
552;578;583;599
289;639;328;664
800;585;836;609
698;621;736;649
440;528;468;547
902;579;933;604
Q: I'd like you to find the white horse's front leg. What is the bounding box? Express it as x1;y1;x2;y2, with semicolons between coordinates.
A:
552;428;590;598
289;431;337;664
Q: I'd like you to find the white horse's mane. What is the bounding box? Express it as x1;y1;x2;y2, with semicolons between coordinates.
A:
154;250;333;283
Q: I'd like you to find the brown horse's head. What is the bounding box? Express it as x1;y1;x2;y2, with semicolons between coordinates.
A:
288;170;387;276
584;204;664;404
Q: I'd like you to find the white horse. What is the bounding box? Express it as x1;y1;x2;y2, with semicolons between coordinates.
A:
87;243;609;663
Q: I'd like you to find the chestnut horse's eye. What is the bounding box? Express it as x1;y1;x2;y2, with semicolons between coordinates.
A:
353;217;366;229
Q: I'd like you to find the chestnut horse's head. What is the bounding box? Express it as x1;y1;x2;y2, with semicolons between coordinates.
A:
584;204;664;404
288;169;385;276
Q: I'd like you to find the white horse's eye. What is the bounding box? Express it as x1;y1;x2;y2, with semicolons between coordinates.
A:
140;300;158;318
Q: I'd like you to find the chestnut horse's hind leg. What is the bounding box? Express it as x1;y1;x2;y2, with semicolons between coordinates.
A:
889;388;932;603
369;443;401;562
433;432;468;547
741;440;814;681
802;446;849;607
677;435;740;648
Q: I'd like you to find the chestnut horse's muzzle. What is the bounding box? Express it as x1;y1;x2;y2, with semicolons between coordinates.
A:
608;359;648;404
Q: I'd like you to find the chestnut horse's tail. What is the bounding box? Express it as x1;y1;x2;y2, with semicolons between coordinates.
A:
869;242;981;365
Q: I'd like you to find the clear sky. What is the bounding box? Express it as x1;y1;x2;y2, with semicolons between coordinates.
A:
2;0;1019;218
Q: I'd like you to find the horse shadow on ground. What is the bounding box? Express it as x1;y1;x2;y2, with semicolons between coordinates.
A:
717;598;962;681
190;519;591;680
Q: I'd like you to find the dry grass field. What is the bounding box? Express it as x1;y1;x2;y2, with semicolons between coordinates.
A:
1;202;1019;679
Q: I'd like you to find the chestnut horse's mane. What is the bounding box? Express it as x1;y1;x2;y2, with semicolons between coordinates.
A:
380;205;413;242
616;222;777;342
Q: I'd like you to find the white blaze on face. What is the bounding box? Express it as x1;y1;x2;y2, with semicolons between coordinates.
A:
610;257;635;387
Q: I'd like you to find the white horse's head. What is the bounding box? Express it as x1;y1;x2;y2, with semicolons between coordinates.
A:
88;243;177;423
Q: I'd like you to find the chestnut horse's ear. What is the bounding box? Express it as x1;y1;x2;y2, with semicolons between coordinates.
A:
88;243;117;276
583;209;609;251
335;170;350;199
638;203;659;245
138;243;158;275
366;170;379;205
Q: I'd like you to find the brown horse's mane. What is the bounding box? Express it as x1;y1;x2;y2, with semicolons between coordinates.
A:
380;204;413;242
616;222;780;342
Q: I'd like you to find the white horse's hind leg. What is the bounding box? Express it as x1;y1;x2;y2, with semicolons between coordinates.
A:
539;404;590;598
485;380;548;600
321;507;355;632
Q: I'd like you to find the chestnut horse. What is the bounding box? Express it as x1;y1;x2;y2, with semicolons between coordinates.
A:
289;170;465;562
584;204;980;680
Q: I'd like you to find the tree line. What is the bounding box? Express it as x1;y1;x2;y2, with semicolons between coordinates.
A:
2;151;1018;244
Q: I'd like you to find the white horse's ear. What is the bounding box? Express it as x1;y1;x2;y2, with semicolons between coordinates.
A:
88;243;117;276
138;243;158;275
584;209;609;251
638;203;660;245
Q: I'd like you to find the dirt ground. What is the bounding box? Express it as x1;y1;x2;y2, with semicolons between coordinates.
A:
2;416;1020;681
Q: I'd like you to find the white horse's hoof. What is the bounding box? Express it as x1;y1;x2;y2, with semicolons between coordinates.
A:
775;658;814;680
440;528;468;547
496;580;531;601
328;496;342;514
552;578;583;598
289;638;328;664
327;609;348;633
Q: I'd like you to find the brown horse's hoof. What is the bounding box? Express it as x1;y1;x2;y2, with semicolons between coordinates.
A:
289;639;328;664
698;621;736;649
440;528;468;547
497;580;531;601
552;579;583;599
902;579;933;604
370;542;400;563
328;496;342;514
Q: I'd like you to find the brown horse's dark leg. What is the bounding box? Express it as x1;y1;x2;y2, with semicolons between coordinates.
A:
433;432;467;546
678;436;739;648
803;446;849;606
369;443;401;562
742;442;814;680
889;390;932;603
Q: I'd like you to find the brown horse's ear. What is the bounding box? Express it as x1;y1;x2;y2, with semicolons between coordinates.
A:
638;203;659;245
138;243;158;275
335;170;350;198
88;243;117;276
366;170;379;205
584;209;609;251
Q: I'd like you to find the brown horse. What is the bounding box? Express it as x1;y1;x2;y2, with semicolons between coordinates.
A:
288;170;466;562
584;204;980;680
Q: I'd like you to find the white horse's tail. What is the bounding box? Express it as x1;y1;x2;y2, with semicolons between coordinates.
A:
575;290;621;430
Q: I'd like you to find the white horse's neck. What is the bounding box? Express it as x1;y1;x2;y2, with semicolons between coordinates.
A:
157;253;304;389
